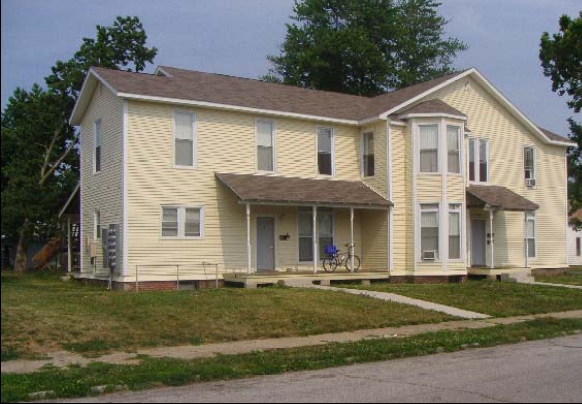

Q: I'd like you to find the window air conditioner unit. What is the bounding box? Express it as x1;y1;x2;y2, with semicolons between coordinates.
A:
525;178;536;188
422;250;437;261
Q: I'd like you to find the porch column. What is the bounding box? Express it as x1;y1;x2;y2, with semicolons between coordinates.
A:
246;204;252;275
67;217;72;273
525;212;529;268
489;210;495;269
350;207;355;273
313;206;318;274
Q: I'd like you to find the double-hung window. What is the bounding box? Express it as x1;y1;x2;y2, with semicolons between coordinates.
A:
297;208;334;261
469;138;489;182
317;127;333;176
524;147;536;186
449;204;462;260
257;120;275;172
94;210;101;240
94;120;102;173
419;125;439;173
174;112;196;167
162;206;203;238
421;204;439;260
447;126;461;174
525;212;536;258
362;132;375;177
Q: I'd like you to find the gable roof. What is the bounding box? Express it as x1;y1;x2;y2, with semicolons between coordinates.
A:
70;65;575;147
397;99;467;119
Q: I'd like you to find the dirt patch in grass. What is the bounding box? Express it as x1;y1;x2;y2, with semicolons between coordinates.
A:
340;280;582;317
1;271;452;357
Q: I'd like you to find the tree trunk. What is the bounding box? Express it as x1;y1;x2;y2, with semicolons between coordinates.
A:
14;220;30;272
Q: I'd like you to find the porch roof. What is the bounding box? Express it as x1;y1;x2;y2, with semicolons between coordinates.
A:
467;185;539;212
216;172;393;209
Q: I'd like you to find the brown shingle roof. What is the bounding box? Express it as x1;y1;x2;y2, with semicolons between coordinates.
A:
92;66;468;122
397;99;466;118
216;173;392;208
467;185;539;211
537;126;575;144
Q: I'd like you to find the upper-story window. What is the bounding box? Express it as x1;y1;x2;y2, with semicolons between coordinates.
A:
469;138;489;182
174;111;196;167
257;120;275;172
317;127;333;176
447;126;461;174
524;147;536;186
94;119;101;173
419;125;439;173
362;131;375;177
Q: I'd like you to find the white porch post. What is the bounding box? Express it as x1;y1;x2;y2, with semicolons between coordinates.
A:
350;207;355;273
489;209;495;269
67;217;72;273
246;203;252;275
313;206;318;274
525;212;529;268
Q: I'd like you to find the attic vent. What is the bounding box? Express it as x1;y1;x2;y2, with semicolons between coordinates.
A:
464;81;471;92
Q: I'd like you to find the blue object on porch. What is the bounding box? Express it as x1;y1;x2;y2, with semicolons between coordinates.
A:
325;245;339;256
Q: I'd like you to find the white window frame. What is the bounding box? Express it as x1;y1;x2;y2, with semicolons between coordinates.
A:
525;212;537;259
93;119;102;174
160;206;205;239
172;111;197;169
256;119;277;174
297;207;336;263
419;203;440;262
418;124;440;174
448;203;463;261
447;126;462;175
524;146;537;185
361;131;375;178
316;126;335;177
469;138;490;183
94;210;101;240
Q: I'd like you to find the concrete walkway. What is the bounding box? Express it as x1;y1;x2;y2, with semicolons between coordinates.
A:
530;281;582;290
299;285;491;319
2;310;581;375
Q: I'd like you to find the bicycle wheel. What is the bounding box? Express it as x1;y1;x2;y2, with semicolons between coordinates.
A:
345;255;361;272
323;256;338;273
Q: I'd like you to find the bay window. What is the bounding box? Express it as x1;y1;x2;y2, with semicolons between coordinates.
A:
419;125;439;173
449;204;462;260
421;204;439;260
447;126;461;174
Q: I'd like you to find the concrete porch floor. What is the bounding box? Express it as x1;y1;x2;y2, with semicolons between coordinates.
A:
223;271;389;289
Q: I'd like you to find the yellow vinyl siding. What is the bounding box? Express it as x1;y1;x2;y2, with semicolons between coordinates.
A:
80;84;124;276
433;77;567;268
125;101;385;278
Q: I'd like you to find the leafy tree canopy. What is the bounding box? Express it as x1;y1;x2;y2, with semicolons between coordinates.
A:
263;0;467;96
540;11;582;226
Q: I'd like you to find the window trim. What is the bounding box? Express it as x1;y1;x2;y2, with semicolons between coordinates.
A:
469;137;490;184
172;110;198;169
418;124;440;175
523;146;537;185
577;237;581;257
361;131;375;178
255;118;277;174
419;203;441;262
94;210;101;240
296;207;336;263
160;205;205;239
316;126;335;178
448;203;463;261
447;125;462;175
525;212;537;259
93;119;102;174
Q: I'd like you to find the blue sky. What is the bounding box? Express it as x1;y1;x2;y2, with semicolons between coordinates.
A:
1;0;579;134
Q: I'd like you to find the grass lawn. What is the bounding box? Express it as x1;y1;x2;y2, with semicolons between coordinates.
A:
0;271;452;360
339;280;582;317
2;318;580;403
535;269;582;287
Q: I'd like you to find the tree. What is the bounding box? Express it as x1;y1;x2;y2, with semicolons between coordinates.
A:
540;11;582;227
1;16;157;271
263;0;467;96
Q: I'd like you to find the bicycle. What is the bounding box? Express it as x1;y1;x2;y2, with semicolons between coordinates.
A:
323;243;361;273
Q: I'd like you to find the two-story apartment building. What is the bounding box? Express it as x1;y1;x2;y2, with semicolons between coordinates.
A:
70;65;575;289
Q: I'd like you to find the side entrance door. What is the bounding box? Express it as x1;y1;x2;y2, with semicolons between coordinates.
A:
257;217;275;272
471;219;486;267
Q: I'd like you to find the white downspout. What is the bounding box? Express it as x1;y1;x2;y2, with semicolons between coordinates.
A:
313;206;318;274
246;203;252;275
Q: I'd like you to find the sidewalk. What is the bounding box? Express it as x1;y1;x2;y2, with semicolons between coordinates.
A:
3;310;581;375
